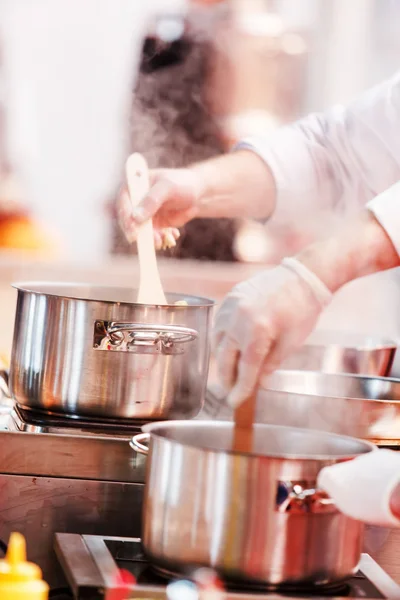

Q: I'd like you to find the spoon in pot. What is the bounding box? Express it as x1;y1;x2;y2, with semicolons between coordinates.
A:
223;391;257;569
126;153;167;305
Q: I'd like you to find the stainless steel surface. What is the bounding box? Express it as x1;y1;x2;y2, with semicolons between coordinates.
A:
0;423;146;482
55;533;106;597
9;282;214;420
133;420;373;587
0;475;144;590
8;404;147;436
204;371;400;443
0;410;146;590
281;331;396;376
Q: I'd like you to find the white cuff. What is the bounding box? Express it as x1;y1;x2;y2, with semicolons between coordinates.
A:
235;130;331;226
281;256;333;307
318;449;400;528
367;180;400;258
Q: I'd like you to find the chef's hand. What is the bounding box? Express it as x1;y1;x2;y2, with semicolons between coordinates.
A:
118;168;201;249
214;210;400;409
118;150;276;248
318;450;400;527
213;257;332;408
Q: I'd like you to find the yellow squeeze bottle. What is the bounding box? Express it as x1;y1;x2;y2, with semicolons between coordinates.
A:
0;532;49;599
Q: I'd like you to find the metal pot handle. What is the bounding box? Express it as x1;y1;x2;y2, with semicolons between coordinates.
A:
0;369;11;401
94;321;198;354
276;480;336;514
130;433;150;455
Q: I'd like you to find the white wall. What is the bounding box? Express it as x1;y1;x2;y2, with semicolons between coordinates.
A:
0;1;163;263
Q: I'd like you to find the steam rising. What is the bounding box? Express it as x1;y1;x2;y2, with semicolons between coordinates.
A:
113;3;239;260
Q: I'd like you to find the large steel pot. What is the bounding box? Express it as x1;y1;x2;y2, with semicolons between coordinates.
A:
281;331;396;376
204;371;400;443
130;420;374;587
9;283;214;420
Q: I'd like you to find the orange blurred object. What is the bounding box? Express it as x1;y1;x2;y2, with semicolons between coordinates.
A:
0;214;55;251
0;174;57;252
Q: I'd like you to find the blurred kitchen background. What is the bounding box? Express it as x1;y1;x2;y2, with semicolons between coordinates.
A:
0;0;399;360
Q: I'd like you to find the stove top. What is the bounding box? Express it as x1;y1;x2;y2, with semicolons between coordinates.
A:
54;534;400;600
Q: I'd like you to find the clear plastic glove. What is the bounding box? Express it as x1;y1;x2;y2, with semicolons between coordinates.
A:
213;257;332;408
117;168;201;249
318;449;400;527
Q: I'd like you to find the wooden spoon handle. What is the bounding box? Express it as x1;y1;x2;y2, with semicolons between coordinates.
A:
125;153;167;305
233;393;256;453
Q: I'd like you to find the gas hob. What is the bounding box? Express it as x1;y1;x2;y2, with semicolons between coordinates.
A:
54;534;400;600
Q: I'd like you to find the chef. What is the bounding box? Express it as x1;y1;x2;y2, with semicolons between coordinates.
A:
121;71;400;527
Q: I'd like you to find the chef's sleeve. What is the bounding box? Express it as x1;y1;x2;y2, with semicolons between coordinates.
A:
236;71;400;226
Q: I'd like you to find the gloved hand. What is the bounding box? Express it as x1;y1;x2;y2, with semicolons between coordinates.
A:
118;167;201;249
318;449;400;527
213;257;332;408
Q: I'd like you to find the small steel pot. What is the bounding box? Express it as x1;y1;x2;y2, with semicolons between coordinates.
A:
9;283;214;420
130;421;374;587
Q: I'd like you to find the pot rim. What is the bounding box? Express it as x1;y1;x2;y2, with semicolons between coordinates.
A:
261;370;400;403
300;330;397;351
140;420;376;461
12;281;215;308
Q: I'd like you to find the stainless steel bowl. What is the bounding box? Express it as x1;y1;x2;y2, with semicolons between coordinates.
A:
281;331;397;376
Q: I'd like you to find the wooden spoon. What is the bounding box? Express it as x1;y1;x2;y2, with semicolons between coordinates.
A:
232;392;256;453
223;392;257;569
126;153;167;305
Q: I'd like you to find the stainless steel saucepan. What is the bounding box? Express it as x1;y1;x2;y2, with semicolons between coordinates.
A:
204;370;400;443
9;283;214;420
130;420;374;587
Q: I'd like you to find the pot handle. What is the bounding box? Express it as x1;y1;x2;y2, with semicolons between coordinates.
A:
0;369;11;401
94;321;198;354
130;433;150;455
276;480;336;514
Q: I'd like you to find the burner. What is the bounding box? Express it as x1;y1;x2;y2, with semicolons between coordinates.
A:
147;563;353;596
8;404;148;436
53;536;395;600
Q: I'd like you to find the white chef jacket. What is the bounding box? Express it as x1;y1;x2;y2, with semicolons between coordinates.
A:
238;70;400;242
237;71;400;367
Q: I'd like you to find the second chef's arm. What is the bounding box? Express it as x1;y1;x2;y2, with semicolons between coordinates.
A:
214;185;400;408
296;182;400;294
234;71;400;225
